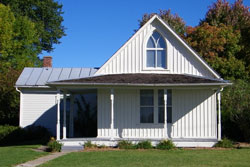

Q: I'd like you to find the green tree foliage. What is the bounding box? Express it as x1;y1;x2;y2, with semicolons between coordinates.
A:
0;1;64;125
0;4;41;70
201;0;250;68
0;0;65;52
222;80;250;142
138;9;186;37
185;23;247;80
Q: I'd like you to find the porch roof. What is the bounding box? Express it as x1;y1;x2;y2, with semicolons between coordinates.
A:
47;74;231;87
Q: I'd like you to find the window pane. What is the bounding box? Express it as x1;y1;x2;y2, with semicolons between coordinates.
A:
167;90;172;106
158;107;172;123
147;50;155;67
158;107;164;123
167;107;172;123
157;50;166;68
147;37;155;48
140;107;154;123
158;89;164;106
140;90;154;106
152;31;161;41
157;37;166;48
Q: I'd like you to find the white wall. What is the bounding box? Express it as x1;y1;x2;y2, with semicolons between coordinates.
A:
97;88;217;139
21;90;57;135
96;19;215;78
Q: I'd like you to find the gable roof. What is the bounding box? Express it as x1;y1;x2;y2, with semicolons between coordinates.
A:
95;15;221;79
48;74;230;87
16;67;98;87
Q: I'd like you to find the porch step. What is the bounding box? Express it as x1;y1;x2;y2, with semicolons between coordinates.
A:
61;145;84;151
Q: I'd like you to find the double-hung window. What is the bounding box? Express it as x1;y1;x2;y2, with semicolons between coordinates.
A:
146;31;166;68
140;89;172;124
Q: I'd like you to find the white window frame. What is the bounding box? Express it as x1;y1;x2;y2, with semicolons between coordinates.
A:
139;89;172;124
142;29;170;71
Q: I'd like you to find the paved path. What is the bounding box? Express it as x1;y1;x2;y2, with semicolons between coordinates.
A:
16;151;73;167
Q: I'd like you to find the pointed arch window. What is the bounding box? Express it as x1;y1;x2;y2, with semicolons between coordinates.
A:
146;31;166;68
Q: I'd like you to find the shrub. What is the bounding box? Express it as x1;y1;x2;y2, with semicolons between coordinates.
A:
136;140;152;149
118;140;136;149
215;138;233;148
0;125;51;145
0;125;20;142
156;140;175;150
84;141;97;148
47;137;62;152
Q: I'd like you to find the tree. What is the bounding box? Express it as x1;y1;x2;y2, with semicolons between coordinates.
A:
201;0;250;68
138;9;186;37
0;0;65;52
0;3;41;70
0;3;41;125
221;79;250;142
185;22;247;80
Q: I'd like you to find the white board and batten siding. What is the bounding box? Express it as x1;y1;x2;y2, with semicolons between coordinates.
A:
97;88;217;139
95;19;217;79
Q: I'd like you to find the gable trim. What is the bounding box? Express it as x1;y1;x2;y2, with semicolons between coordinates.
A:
155;16;220;79
95;15;159;75
96;15;221;79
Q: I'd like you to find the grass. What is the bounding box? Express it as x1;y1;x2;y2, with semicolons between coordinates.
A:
0;145;48;167
41;148;250;167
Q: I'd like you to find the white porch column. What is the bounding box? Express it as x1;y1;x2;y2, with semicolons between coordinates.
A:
63;93;67;139
164;89;168;138
69;94;74;138
217;90;222;141
110;88;114;140
56;89;61;140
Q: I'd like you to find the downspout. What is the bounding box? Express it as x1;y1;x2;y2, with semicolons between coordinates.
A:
16;87;22;127
217;88;223;141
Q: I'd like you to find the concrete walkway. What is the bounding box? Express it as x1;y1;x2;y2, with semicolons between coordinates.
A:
16;151;73;167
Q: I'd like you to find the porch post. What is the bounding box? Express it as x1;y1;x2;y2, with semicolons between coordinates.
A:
110;88;114;140
164;89;168;138
217;89;222;141
56;89;61;140
69;94;74;138
63;92;67;139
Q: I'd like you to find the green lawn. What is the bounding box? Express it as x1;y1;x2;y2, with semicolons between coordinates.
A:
0;145;48;167
41;149;250;167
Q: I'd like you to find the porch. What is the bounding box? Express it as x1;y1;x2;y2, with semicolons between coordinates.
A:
47;73;227;148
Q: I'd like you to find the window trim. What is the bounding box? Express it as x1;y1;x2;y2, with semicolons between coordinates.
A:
142;29;170;71
139;89;172;124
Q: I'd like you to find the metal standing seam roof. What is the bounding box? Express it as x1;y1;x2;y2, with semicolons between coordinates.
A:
15;67;98;87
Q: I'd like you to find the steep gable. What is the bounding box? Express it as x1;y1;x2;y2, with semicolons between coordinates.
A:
95;15;220;79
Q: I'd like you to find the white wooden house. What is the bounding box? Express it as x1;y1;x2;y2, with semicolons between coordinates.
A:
16;15;231;148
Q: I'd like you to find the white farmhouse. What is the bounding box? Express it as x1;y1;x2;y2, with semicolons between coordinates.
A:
16;15;231;148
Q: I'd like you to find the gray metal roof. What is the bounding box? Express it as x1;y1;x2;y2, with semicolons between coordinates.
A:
16;67;98;87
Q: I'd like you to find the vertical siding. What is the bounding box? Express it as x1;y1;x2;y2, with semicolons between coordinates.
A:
171;89;217;138
96;20;215;78
21;92;57;135
98;88;217;139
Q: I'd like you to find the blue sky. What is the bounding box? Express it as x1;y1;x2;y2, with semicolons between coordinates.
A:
43;0;250;68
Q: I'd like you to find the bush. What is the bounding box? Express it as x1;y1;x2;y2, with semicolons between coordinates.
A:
47;137;62;152
0;125;51;145
118;140;136;149
136;140;152;149
0;125;20;142
84;141;97;148
221;80;250;142
156;140;175;150
215;138;233;148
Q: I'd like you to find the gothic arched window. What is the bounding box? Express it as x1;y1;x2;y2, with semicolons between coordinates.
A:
146;31;166;68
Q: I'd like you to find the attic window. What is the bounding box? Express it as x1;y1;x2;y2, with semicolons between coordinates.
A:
146;31;166;68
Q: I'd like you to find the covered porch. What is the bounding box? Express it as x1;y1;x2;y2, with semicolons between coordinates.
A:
47;73;229;147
